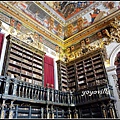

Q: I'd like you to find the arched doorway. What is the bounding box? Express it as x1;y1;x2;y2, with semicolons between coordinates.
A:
108;44;120;118
114;52;120;91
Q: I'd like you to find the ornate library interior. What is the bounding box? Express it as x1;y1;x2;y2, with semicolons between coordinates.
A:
0;1;120;119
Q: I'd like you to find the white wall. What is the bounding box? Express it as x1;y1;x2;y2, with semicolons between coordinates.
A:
105;42;120;66
105;41;120;118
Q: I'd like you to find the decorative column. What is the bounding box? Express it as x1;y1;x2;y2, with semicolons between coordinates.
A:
28;84;31;99
51;105;54;119
101;103;107;118
59;91;62;103
46;104;49;119
40;87;43;100
57;90;59;103
1;100;7;119
9;101;15;119
37;86;40;100
107;101;116;118
31;85;34;99
74;107;78;118
25;83;29;98
46;83;50;101
67;91;70;104
12;78;18;96
19;82;22;97
62;110;64;118
4;76;10;95
28;106;31;118
69;91;73;104
41;107;44;118
51;84;54;102
15;105;18;118
34;85;38;100
67;107;71;118
78;108;82;118
22;83;25;98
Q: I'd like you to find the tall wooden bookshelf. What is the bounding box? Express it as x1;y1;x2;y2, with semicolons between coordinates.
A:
56;60;68;91
67;62;76;92
57;48;109;92
77;103;103;118
75;50;108;91
2;35;45;86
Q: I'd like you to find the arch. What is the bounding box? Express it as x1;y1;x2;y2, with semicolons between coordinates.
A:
110;44;120;66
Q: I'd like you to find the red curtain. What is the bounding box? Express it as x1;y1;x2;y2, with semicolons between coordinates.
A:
44;55;54;88
0;33;4;58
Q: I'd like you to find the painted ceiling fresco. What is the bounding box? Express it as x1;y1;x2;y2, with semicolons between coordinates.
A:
45;1;94;20
9;1;120;40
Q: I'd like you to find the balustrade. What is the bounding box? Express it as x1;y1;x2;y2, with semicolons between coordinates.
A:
0;76;117;119
0;76;115;106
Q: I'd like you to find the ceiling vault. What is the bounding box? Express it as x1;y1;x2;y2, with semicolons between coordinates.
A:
0;1;120;50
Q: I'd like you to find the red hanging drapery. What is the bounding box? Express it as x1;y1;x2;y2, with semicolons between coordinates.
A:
44;55;54;88
0;33;4;58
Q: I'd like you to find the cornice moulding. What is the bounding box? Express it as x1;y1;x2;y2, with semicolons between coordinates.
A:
64;10;120;48
0;2;120;50
0;2;65;48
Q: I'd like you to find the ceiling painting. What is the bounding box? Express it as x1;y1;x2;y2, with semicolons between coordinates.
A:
6;1;120;40
45;1;94;20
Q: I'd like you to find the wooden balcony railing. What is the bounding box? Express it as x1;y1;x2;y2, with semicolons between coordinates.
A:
0;76;115;106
